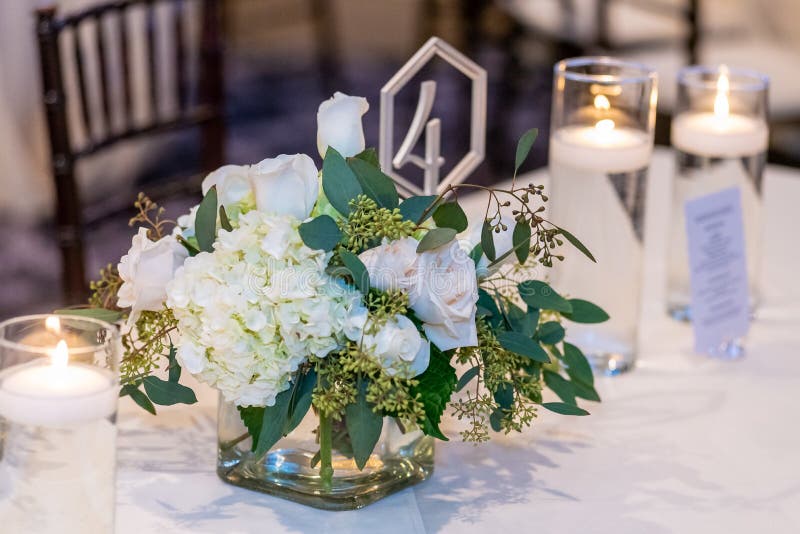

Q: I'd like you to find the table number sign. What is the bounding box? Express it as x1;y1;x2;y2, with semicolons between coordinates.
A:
685;186;750;357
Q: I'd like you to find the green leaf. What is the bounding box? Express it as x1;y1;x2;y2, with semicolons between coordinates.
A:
55;308;123;323
469;243;484;266
299;215;343;251
338;249;370;293
399;195;439;224
219;205;233;232
285;369;316;434
558;227;596;263
541;402;589;416
347;158;399;209
253;387;294;455
496;331;550;363
571;380;601;402
345;380;384;470
322;147;363;216
512;220;532;264
411;346;457;441
120;384;156;415
176;235;200;256
543;370;576;405
489;408;504;431
456;366;480;392
195;186;218;253
352;147;379;167
563;342;595;387
432;202;468;233
142;376;198;406
167;344;180;383
518;280;573;313
514;128;538;175
416;227;457;252
505;303;538;337
493;382;514;410
237;405;265;452
537;321;565;345
563;299;610;324
477;289;502;329
480;220;496;261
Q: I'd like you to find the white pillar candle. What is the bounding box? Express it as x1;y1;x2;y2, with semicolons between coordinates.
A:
0;340;118;534
671;68;768;157
550;119;653;174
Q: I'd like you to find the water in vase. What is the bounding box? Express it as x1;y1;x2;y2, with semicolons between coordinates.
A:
667;150;765;321
549;159;648;374
0;415;117;533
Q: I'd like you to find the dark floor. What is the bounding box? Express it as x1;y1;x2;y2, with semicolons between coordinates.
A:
0;44;553;319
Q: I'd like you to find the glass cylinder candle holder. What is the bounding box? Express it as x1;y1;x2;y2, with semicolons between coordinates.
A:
667;65;769;322
0;314;120;534
549;57;657;375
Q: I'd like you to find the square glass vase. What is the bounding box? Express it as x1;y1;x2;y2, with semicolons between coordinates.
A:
216;396;435;511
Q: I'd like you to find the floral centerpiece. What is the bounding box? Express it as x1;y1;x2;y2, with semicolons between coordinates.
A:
71;92;607;510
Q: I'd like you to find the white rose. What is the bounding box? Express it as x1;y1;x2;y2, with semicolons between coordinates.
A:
412;240;479;351
360;237;479;352
201;165;252;209
364;314;430;377
358;237;419;293
251;154;319;220
117;228;189;314
317;92;369;159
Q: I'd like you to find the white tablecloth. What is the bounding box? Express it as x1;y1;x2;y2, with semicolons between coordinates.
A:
116;149;800;533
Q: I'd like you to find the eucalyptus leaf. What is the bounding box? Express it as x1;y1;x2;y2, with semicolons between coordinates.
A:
514;128;539;175
195;186;218;253
121;384;156;415
571;380;601;402
254;387;293;455
416;227;457;252
399;195;439;224
352;147;379;167
563;299;610;324
543;370;576;405
167;344;180;383
456;366;480;392
219;205;233;232
541;402;589;416
558;226;596;263
563;342;594;387
469;243;484;266
176;235;200;256
512;220;532;264
477;289;502;329
493;382;514;410
537;321;565;345
505;303;538;337
322;147;362;216
496;331;550;363
142;376;198;406
339;249;370;293
285;369;317;434
345;380;384;470
348;158;399;209
518;280;573;313
299;215;343;251
480;220;496;261
55;308;123;323
432;202;468;233
489;408;504;432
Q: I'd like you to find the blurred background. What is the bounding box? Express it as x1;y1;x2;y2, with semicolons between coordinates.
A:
1;0;799;319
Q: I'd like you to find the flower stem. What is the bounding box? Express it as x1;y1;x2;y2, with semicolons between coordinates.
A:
318;412;334;491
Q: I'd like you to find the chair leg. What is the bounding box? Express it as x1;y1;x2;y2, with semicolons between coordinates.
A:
58;227;88;305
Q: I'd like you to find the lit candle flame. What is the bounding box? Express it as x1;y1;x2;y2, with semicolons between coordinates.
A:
594;94;611;111
51;339;69;368
45;315;61;334
714;65;730;119
595;118;615;131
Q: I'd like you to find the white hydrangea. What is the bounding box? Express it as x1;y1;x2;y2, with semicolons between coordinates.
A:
166;211;364;407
